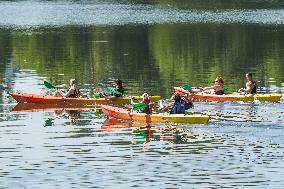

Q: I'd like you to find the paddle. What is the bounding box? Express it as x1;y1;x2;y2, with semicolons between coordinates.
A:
181;85;192;91
107;87;123;95
224;85;229;93
44;81;56;89
132;102;148;111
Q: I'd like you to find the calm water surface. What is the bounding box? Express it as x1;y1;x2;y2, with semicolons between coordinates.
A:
0;0;284;188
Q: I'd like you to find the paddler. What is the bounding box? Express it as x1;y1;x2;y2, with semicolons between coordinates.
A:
199;76;225;95
158;93;193;114
238;72;257;94
54;79;83;98
131;93;154;114
100;79;125;98
112;79;124;97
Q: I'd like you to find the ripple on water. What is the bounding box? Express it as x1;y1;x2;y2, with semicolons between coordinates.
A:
1;82;284;188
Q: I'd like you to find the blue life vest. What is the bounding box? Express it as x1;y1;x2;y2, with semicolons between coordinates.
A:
170;102;185;114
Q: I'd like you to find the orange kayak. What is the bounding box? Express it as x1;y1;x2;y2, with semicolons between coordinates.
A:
10;93;161;105
174;87;282;102
101;105;209;124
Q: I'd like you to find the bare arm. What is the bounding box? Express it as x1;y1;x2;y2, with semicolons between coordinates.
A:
64;88;73;97
245;81;254;94
202;85;215;91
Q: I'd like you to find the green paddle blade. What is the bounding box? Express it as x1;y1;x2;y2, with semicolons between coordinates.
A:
181;85;192;91
224;85;229;93
44;81;56;89
132;102;147;111
107;87;122;95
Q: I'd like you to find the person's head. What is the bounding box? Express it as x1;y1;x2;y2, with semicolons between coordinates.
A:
246;72;253;81
142;93;149;100
171;92;181;102
115;79;123;86
214;77;224;85
69;79;76;86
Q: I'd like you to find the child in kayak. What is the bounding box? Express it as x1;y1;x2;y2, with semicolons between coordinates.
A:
112;79;124;97
238;73;257;94
54;79;83;98
99;79;125;98
200;77;224;95
158;93;193;114
131;93;154;114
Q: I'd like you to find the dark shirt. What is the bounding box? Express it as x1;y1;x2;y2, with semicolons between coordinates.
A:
251;81;257;94
67;88;80;98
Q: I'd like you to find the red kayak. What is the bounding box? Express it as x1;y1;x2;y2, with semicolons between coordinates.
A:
9;92;161;105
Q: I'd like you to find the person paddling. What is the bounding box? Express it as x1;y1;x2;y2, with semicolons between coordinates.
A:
112;79;124;97
200;77;225;95
239;72;257;94
131;93;154;114
158;93;193;114
54;79;83;98
101;79;125;98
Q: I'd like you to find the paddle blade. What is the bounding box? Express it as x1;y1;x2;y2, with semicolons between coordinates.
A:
132;103;147;111
107;87;122;95
224;85;229;93
181;85;192;91
44;81;56;89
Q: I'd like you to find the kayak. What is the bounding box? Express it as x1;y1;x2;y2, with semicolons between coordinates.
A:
101;105;210;124
174;87;282;102
11;103;100;113
9;92;161;105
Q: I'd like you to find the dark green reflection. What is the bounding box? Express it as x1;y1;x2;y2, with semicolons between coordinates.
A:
1;23;284;97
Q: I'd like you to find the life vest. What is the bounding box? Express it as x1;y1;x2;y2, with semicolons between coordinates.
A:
215;90;224;95
181;97;193;109
67;88;80;98
113;85;124;97
141;97;152;114
215;84;224;95
170;102;185;114
251;81;257;94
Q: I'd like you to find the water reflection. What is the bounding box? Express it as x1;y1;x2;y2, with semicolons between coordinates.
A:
11;103;101;126
1;101;284;188
1;23;284;98
101;118;193;144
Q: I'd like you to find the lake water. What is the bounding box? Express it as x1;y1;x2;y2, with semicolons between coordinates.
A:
0;0;284;188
